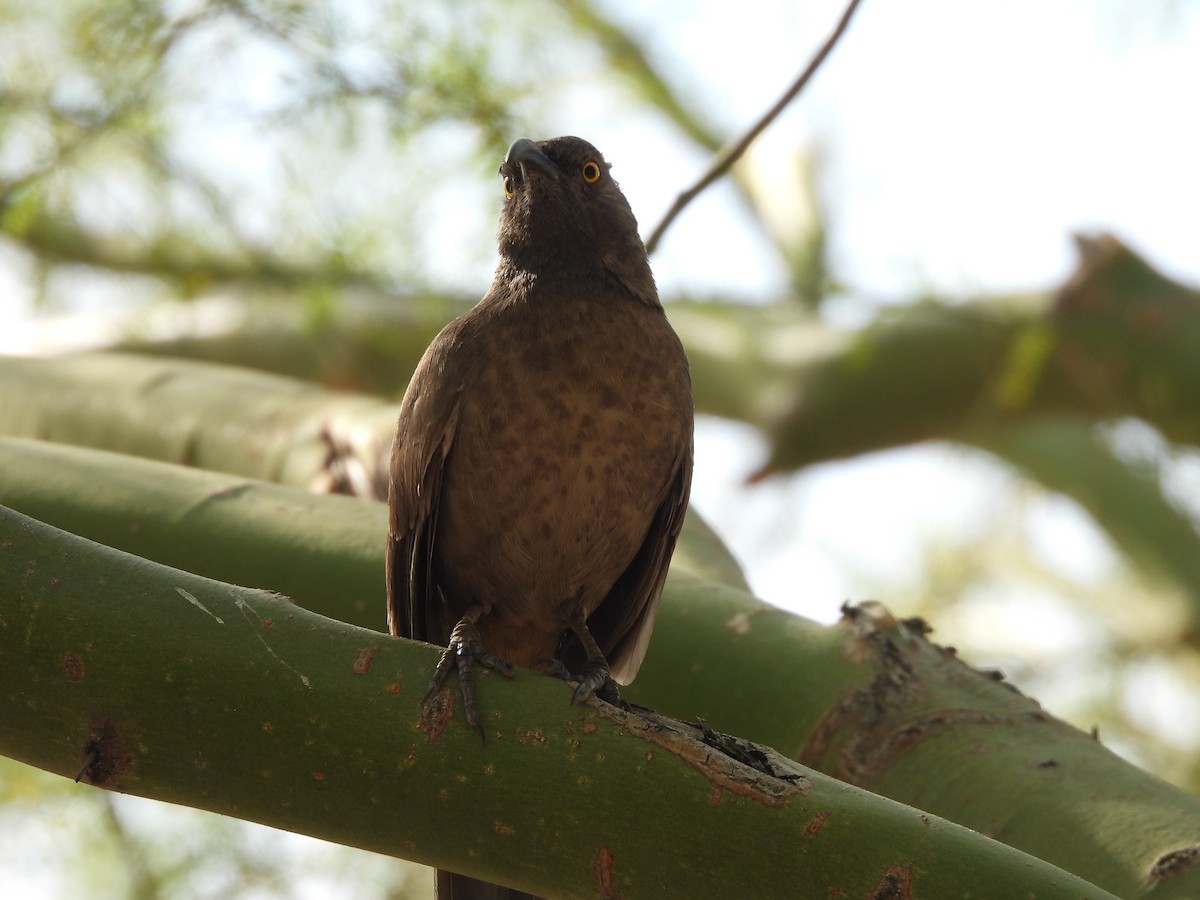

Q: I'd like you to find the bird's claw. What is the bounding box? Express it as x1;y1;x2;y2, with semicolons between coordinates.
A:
423;620;513;735
571;661;621;707
534;657;573;680
537;653;622;706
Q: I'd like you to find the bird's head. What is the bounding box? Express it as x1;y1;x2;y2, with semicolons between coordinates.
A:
496;136;657;306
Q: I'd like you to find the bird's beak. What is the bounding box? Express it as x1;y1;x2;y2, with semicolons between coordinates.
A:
505;138;559;181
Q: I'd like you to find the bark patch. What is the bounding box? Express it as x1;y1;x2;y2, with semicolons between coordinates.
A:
76;718;131;786
420;688;454;741
869;864;913;899
352;646;375;674
1150;845;1200;882
595;704;810;807
804;810;831;836
801;602;1059;786
591;845;620;900
63;652;84;682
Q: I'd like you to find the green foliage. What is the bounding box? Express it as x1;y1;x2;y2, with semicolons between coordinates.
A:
0;0;549;303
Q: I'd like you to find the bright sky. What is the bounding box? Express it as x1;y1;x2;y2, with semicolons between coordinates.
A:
612;0;1200;299
599;0;1200;628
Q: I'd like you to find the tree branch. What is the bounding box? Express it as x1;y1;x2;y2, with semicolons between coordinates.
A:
0;434;1198;896
0;504;1120;899
644;0;865;254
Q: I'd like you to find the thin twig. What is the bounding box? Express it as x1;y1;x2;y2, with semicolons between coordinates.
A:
644;0;865;255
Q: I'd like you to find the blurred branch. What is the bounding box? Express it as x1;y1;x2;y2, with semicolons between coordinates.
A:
1;210;390;295
0;88;148;202
645;0;865;253
0;352;399;492
98;793;164;900
0;0;524;304
748;234;1200;630
756;235;1200;474
980;417;1200;635
110;293;819;404
220;0;518;145
556;0;724;153
0;4;376;296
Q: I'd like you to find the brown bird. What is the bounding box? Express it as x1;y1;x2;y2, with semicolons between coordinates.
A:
386;136;693;899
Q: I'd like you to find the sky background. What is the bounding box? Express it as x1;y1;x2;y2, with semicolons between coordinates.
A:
611;0;1200;629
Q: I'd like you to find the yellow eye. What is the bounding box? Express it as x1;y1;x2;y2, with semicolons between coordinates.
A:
503;176;514;199
581;160;602;184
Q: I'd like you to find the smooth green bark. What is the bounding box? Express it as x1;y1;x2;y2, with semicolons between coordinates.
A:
0;436;745;631
0;351;397;489
0;505;1115;899
1;439;1198;896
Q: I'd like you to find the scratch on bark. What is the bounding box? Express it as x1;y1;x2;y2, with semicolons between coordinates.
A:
23;595;41;649
725;611;753;634
804;810;831;836
176;587;224;624
233;594;311;687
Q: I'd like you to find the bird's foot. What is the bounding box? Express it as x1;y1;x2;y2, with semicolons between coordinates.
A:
423;618;514;737
572;659;621;706
536;656;622;707
561;616;624;706
534;657;574;680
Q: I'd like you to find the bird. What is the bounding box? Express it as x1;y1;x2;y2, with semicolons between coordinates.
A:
386;136;693;899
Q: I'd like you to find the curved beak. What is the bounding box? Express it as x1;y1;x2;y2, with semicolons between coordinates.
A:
504;138;559;181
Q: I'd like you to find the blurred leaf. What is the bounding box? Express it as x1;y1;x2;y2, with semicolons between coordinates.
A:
759;236;1200;473
750;236;1200;632
980;417;1200;637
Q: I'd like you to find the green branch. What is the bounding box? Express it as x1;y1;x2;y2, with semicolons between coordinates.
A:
0;438;1197;896
0;505;1116;899
0;352;399;490
758;235;1200;469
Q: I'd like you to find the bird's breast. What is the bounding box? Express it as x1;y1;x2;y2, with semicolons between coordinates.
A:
433;297;690;636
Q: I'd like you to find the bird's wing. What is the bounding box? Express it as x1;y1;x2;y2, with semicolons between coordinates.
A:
386;339;465;645
580;434;694;685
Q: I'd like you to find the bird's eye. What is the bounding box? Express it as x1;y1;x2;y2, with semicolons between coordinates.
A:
503;176;514;199
581;160;602;184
